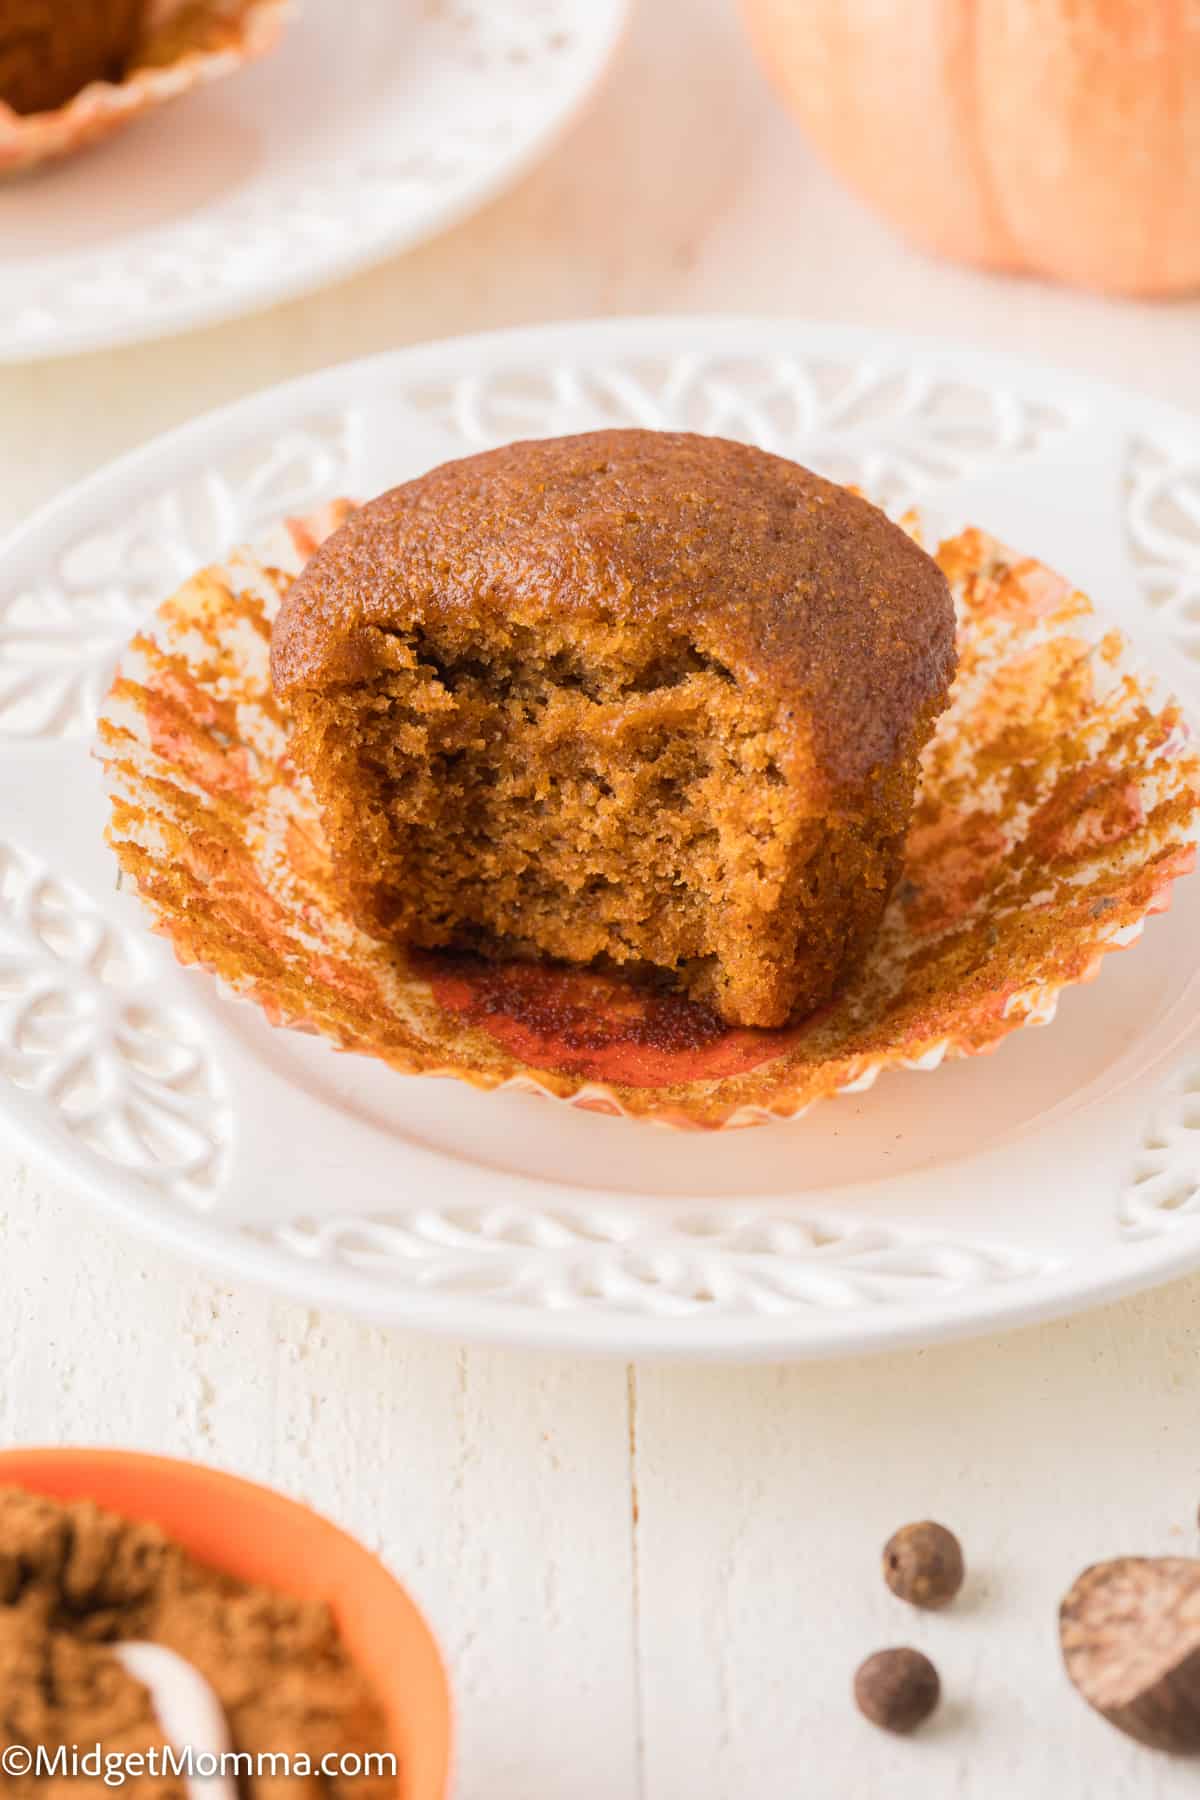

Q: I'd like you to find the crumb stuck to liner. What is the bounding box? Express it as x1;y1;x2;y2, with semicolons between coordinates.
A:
0;0;291;176
96;503;1200;1131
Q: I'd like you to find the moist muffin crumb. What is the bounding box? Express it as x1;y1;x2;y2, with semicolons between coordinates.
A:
271;429;957;1029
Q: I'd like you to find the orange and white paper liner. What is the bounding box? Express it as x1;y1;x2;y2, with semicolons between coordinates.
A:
96;506;1200;1130
0;0;290;176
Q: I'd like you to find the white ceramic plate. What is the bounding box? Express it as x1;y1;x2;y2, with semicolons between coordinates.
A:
4;317;1200;1359
0;0;627;362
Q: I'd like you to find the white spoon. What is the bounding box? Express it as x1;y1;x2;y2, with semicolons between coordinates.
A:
113;1643;238;1800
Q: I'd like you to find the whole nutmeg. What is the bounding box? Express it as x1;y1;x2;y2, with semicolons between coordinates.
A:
1060;1557;1200;1753
854;1647;941;1734
883;1521;965;1609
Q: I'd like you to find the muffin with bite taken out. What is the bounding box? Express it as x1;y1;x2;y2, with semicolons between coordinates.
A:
271;430;957;1029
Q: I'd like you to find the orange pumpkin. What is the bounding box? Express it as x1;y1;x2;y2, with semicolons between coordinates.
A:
740;0;1200;296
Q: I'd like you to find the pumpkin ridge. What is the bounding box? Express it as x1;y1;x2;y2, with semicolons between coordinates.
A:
959;0;1022;275
1155;0;1182;292
741;0;1200;296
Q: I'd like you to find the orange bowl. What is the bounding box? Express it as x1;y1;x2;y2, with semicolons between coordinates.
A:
0;1447;452;1800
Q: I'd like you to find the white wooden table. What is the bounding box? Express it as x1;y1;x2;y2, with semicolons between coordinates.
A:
4;3;1200;1794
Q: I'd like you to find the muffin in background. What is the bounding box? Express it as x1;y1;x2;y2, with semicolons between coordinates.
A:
0;0;144;115
0;0;290;176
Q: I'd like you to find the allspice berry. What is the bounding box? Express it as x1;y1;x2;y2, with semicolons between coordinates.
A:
854;1647;941;1734
883;1520;965;1609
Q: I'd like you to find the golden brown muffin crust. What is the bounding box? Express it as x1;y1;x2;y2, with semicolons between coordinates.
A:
271;430;956;794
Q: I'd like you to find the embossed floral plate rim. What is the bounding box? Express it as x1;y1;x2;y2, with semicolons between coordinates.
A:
0;0;630;360
4;317;1200;1359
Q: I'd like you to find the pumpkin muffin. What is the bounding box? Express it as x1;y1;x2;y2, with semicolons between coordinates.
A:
271;430;957;1028
0;0;143;114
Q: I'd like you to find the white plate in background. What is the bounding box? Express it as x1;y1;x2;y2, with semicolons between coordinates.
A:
0;0;628;361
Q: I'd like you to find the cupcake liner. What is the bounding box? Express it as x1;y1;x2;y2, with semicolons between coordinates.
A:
0;0;290;175
96;505;1200;1130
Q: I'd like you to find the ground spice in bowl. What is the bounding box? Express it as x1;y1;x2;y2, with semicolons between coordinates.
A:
0;1485;393;1796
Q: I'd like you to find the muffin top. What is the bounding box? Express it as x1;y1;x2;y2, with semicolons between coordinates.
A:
271;429;957;790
